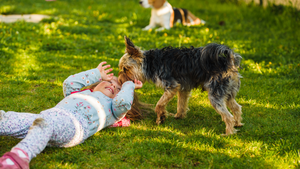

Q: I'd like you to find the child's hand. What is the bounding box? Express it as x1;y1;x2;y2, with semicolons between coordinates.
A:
97;61;113;81
134;79;143;89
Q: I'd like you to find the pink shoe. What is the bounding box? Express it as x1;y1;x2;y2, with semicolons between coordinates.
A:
110;117;130;127
0;152;29;169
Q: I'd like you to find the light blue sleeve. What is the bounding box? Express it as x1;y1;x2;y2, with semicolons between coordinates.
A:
111;81;135;120
63;68;102;97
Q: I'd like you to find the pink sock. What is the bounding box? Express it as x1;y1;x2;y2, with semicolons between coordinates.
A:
1;148;28;166
0;148;29;169
11;148;29;161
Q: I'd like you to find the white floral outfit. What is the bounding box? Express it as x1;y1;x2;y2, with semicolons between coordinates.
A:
0;68;135;161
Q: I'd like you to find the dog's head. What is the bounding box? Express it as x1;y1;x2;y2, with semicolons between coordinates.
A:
118;36;146;84
139;0;166;9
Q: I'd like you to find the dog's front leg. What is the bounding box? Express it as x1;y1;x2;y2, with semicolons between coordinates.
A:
155;26;168;32
174;90;191;119
143;24;156;31
155;87;178;125
156;13;171;31
142;12;156;31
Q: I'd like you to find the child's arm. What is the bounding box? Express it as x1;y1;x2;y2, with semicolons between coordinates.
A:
63;62;113;97
111;80;143;120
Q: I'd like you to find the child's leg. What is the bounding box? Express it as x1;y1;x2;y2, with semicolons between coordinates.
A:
12;117;52;161
0;117;53;168
12;108;89;161
0;110;39;138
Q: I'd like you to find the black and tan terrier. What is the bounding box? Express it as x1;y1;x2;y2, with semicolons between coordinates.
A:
118;36;243;135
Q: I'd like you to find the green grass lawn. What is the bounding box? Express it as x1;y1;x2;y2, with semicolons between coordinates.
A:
0;0;300;168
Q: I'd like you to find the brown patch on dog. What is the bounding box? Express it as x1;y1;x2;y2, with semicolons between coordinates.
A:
119;36;146;83
206;91;237;135
178;9;186;25
155;86;180;125
148;0;166;9
125;37;144;60
187;11;199;23
186;11;202;25
174;90;191;119
170;10;174;28
227;98;243;127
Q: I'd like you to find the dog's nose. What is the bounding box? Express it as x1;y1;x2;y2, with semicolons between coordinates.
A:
139;1;142;4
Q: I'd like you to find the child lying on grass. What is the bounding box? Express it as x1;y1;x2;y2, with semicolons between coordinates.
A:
0;61;143;169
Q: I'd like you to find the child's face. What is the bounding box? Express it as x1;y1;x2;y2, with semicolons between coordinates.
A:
93;76;121;98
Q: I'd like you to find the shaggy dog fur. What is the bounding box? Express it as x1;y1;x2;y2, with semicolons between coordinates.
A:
118;36;243;135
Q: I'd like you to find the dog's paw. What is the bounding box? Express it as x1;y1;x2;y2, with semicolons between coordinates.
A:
222;128;238;136
156;115;166;125
155;27;168;32
221;132;237;136
234;123;244;127
142;25;153;31
168;113;175;117
174;113;186;119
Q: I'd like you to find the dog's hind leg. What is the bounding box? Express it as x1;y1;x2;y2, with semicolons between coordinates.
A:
226;74;243;127
208;94;237;136
174;90;191;119
227;98;243;127
155;88;179;125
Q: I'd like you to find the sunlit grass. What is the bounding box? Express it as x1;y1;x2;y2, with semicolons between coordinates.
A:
0;0;300;168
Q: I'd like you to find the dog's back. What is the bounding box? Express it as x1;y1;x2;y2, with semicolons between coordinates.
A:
143;43;241;91
119;37;244;135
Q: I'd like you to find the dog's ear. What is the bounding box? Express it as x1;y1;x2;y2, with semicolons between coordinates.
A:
124;36;140;56
153;0;166;9
124;36;135;49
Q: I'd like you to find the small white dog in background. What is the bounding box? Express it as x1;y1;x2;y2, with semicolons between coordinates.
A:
139;0;206;31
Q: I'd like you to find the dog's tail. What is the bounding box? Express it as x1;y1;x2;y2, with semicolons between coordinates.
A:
200;43;242;74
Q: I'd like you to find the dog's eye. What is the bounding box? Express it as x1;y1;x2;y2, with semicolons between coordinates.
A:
123;68;127;73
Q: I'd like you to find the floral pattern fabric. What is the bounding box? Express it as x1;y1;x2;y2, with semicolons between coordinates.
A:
58;68;135;137
0;108;89;161
0;68;135;161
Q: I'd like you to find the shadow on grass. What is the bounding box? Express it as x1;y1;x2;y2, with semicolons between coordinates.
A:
159;96;300;157
1;0;299;168
132;79;300;159
10;126;276;168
